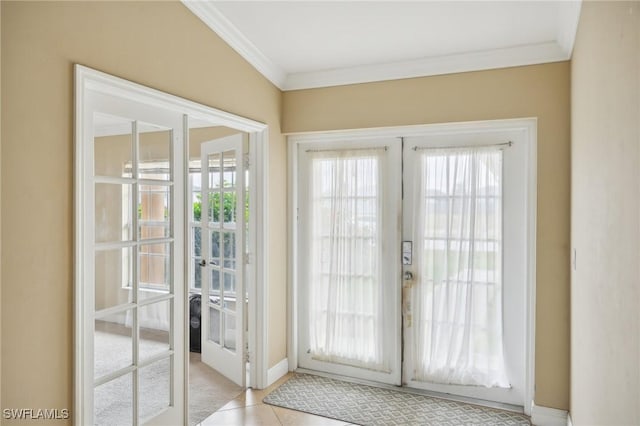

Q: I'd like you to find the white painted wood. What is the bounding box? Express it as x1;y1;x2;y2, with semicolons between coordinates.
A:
267;358;289;387
200;134;247;388
183;2;582;90
74;65;271;425
556;1;583;58
531;403;569;426
287;119;537;413
284;42;568;90
567;413;573;426
180;0;286;89
78;89;185;425
286;137;298;372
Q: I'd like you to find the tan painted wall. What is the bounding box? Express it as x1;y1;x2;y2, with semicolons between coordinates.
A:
1;2;287;422
283;62;571;409
571;2;640;424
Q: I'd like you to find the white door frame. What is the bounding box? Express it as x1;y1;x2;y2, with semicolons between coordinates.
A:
74;65;271;426
287;118;537;415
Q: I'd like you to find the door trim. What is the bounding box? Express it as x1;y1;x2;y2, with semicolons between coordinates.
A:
286;118;536;415
74;65;271;426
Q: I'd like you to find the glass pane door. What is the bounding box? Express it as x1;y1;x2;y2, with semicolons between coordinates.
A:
297;140;402;385
199;134;246;387
402;133;527;407
88;92;185;425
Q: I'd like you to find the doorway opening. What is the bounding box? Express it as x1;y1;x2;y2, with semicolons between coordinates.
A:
288;119;536;415
74;65;270;426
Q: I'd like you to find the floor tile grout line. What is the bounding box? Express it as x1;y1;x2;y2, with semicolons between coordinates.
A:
269;404;285;426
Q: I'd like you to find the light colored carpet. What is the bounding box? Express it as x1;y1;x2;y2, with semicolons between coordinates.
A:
93;322;243;425
263;373;531;426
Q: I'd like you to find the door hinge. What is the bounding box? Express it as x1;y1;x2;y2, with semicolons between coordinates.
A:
243;153;250;169
244;351;250;363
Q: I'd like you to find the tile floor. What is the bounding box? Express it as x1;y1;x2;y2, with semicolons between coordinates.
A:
197;373;357;426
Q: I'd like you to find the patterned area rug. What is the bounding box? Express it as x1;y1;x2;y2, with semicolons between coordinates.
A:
263;374;531;426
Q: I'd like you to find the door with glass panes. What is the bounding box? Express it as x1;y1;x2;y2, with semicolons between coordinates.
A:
199;134;247;387
401;131;526;406
296;128;529;408
87;91;185;425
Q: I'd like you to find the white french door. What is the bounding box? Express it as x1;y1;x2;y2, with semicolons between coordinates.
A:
294;123;532;410
83;91;185;425
297;138;402;385
199;134;247;387
402;131;527;406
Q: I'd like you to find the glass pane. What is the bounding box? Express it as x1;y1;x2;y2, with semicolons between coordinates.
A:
192;191;202;222
139;300;171;361
95;183;132;243
139;357;171;422
94;113;133;178
193;227;202;257
223;232;236;264
138;184;170;239
208;153;221;189
208;192;220;224
94;373;132;426
95;247;133;311
193;258;202;289
138;123;171;181
223;312;236;352
94;312;132;380
208;306;220;344
222;150;236;188
223;258;236;271
139;243;171;299
210;268;220;293
222;191;237;226
223;272;236;295
223;291;236;313
210;231;220;264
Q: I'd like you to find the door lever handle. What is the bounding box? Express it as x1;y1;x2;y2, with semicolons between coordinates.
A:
404;271;413;281
199;259;207;267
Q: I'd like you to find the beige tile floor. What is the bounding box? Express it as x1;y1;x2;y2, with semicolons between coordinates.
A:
197;373;357;426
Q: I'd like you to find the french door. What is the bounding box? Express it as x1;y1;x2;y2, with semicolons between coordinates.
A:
199;134;247;387
402;132;526;405
297;138;402;385
83;91;185;425
296;125;530;408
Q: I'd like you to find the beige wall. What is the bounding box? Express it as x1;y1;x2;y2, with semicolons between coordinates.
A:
571;2;640;424
283;62;571;409
1;2;287;422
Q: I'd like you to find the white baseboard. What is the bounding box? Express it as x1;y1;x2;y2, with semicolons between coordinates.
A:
567;413;573;426
266;358;289;387
531;402;569;426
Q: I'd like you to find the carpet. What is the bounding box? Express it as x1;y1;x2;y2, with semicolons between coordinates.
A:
93;322;243;425
263;373;531;426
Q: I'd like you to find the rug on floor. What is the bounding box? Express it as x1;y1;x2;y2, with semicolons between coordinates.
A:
263;373;531;426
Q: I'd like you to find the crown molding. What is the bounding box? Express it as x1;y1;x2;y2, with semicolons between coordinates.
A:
181;0;287;89
556;0;583;58
284;41;569;91
182;1;581;92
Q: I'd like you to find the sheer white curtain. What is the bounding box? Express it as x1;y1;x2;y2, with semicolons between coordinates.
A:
411;147;509;388
307;149;387;371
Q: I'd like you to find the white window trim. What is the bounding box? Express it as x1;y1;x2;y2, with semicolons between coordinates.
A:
287;118;537;415
75;65;271;426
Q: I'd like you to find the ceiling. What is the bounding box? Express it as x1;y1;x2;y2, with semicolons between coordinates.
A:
182;1;582;91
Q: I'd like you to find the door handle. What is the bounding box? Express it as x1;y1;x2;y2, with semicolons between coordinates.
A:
403;271;413;281
199;259;207;267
